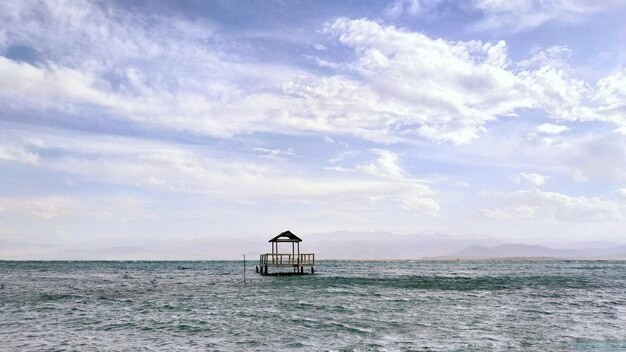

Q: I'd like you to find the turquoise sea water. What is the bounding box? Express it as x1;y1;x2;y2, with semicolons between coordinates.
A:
1;261;625;351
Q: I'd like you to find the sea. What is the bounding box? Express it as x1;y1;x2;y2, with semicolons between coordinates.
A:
1;260;625;351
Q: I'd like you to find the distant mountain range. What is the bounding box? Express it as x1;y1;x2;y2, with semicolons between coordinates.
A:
303;232;626;260
429;243;626;260
4;231;625;260
304;231;504;259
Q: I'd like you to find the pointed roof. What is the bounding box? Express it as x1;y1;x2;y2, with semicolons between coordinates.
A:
268;230;302;243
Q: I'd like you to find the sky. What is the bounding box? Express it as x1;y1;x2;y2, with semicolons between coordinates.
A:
1;0;626;258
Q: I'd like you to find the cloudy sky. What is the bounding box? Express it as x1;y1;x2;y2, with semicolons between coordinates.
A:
1;0;626;258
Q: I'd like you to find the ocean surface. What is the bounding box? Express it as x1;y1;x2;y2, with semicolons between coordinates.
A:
1;261;625;351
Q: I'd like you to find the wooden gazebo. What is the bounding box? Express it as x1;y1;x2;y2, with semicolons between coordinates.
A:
257;230;315;275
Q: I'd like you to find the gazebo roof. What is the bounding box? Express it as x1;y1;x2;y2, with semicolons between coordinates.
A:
268;230;302;243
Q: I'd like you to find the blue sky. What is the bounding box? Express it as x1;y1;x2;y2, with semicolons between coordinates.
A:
1;0;626;258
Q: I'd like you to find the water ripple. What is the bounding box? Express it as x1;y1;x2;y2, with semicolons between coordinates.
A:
0;260;624;351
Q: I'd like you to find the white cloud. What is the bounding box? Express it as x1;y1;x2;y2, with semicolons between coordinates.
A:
384;0;444;18
0;0;299;138
1;4;625;147
2;128;439;215
513;172;549;187
481;206;536;220
323;136;350;147
469;0;620;32
382;0;621;33
591;68;626;132
434;118;626;184
323;166;352;173
0;56;122;109
615;188;626;200
402;197;441;215
328;150;360;164
481;189;623;222
537;123;570;134
356;149;404;179
324;148;440;214
0;56;273;139
0;195;152;222
0;11;572;145
320;18;526;144
517;46;573;70
316;18;622;144
0;143;38;164
252;147;296;160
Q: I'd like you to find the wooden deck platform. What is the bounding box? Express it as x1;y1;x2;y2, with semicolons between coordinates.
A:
257;253;315;275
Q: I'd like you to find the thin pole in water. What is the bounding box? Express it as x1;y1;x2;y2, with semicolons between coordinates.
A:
243;254;246;285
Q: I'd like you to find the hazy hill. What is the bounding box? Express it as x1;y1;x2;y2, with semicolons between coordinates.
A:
7;231;624;260
435;243;626;260
305;231;505;259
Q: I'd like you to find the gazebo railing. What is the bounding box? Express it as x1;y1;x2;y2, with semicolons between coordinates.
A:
259;253;315;266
